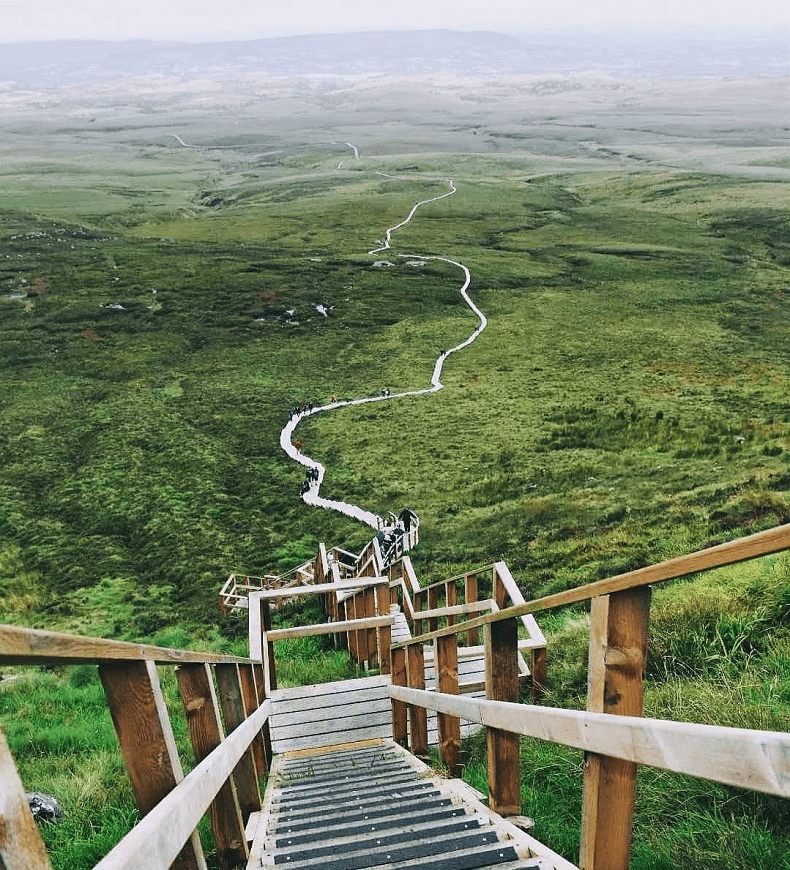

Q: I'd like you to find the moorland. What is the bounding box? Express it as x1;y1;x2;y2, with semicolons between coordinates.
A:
1;28;789;869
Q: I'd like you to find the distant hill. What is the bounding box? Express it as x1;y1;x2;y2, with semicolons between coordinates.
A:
0;28;787;86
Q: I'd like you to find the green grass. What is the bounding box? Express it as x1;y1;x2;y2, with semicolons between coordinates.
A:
0;106;789;869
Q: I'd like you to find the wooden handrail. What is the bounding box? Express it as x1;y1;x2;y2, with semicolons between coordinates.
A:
93;699;271;870
265;615;395;640
0;624;252;666
394;523;790;649
388;685;790;798
254;577;388;599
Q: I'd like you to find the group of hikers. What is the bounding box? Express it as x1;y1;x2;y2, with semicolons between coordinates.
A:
288;401;314;420
299;465;320;496
373;507;419;566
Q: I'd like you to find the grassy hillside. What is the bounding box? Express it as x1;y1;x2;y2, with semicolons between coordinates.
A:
1;150;788;636
0;62;789;869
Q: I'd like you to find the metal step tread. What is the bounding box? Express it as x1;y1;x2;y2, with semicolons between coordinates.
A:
248;740;558;870
273;805;468;847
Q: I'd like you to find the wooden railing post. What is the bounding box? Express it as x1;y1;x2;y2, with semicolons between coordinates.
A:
377;580;392;675
215;664;262;820
435;633;462;776
99;660;207;870
251;662;273;770
176;663;249;870
238;663;268;777
465;573;479;646
0;727;53;870
445;580;458;628
413;590;424;636
493;564;508;610
485;616;520;816
428;585;439;632
365;586;377;669
406;641;428;757
530;646;548;704
261;598;277;693
580;587;651;870
391;646;408;747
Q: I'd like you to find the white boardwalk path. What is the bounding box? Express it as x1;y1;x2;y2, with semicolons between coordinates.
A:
281;167;487;530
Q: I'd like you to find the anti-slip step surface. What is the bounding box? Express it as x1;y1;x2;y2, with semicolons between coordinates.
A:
249;742;547;870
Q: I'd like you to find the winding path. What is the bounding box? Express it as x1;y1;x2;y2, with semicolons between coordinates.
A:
281;159;487;530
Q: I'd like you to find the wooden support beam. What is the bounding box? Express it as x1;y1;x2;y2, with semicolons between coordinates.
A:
0;726;53;870
376;581;392;675
485;617;521;816
428;585;439;632
93;700;270;870
347;595;359;663
492;564;508;610
435;633;462;777
238;664;267;778
445;580;458;628
580;587;651;870
261;599;277;692
251;663;272;770
530;646;547;704
176;664;248;870
264;614;394;641
214;664;262;821
406;642;428;757
412;590;423;636
391;646;408;747
99;660;207;870
365;586;377;669
465;573;479;646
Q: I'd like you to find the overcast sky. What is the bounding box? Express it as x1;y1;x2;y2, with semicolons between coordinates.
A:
2;0;787;42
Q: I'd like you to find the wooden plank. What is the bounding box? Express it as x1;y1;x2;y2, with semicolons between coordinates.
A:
266;614;394;641
176;664;248;870
427;585;439;632
268;674;391;702
388;686;790;797
391;646;408;747
252;663;273;769
485;618;521;815
376;581;392;675
0;726;53;870
435;634;462;776
270;696;392;729
0;624;252;666
238;664;267;778
214;664;262;821
580;588;651;870
530;646;547;704
93;699;270;870
407;642;428;756
253;578;387;599
465;573;479;646
415;600;494;621
364;586;376;668
99;660;207;870
270;709;392;742
445;580;458;628
261;600;277;692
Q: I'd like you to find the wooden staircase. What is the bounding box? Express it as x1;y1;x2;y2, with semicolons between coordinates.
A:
247;740;551;870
